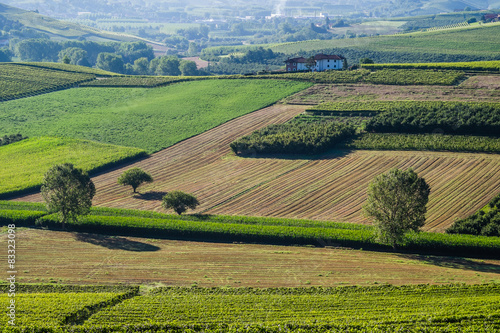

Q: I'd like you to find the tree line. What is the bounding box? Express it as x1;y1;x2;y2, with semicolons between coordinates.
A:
8;39;206;75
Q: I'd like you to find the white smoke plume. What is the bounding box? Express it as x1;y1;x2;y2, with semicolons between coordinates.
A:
274;0;287;16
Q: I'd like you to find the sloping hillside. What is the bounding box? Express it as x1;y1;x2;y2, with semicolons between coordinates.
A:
0;2;157;43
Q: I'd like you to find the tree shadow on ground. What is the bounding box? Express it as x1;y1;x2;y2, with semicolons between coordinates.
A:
133;191;168;201
397;254;500;274
74;233;161;252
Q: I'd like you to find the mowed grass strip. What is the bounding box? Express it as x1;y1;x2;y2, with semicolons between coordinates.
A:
0;80;312;153
5;229;500;286
0;137;145;197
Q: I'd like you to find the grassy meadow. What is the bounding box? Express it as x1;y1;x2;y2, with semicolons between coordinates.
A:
0;80;311;153
0;137;145;196
270;23;500;56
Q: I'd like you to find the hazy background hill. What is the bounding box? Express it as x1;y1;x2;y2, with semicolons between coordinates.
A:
3;0;500;20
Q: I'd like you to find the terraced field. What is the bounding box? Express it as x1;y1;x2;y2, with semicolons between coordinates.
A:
15;104;500;232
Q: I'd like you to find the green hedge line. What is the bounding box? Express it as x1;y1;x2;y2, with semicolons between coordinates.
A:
343;133;500;153
361;60;500;72
29;213;500;258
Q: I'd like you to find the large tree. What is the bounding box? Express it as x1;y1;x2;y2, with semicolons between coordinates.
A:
363;168;430;248
41;163;96;230
117;167;153;193
162;191;199;215
96;52;125;73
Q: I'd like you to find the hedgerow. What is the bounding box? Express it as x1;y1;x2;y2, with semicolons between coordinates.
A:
446;193;500;236
29;213;500;258
230;122;355;155
361;60;500;72
365;102;500;136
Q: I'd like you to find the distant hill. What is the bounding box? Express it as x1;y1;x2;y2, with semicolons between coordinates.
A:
0;2;159;44
202;21;500;65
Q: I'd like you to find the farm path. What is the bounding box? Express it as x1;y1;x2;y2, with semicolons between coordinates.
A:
16;104;500;233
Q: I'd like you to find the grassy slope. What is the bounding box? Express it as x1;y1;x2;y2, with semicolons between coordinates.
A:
271;23;500;55
0;3;156;43
203;23;500;59
0;137;145;195
0;80;312;153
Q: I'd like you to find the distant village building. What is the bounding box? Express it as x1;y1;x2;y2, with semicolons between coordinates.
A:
483;14;500;22
284;54;345;72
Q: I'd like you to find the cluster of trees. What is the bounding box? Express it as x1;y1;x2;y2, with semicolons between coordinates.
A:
365;103;500;136
230;122;355;155
0;133;25;146
10;38;205;75
41;164;199;229
446;194;500;236
205;47;283;75
127;55;206;76
14;39;154;66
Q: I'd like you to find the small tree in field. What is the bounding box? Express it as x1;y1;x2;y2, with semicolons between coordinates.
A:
118;168;153;193
162;191;199;215
41;163;96;230
363;168;430;248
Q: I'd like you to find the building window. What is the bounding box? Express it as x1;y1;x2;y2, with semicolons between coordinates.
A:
293;68;296;71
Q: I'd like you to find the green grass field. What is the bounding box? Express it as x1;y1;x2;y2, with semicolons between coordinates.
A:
203;23;500;61
269;23;500;56
0;137;145;196
0;80;311;153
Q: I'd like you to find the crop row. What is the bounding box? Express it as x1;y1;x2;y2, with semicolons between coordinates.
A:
0;289;138;328
363;69;464;85
86;284;500;329
343;133;500;153
0;64;96;101
7;62;117;76
79;69;466;87
3;284;496;332
0;209;47;226
250;69;464;85
0;284;139;294
361;60;500;72
306;101;500;113
0;200;370;231
79;76;207;87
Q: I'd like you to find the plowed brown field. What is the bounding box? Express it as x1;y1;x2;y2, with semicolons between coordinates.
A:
16;104;500;232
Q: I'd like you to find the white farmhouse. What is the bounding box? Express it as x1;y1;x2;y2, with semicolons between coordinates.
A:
284;53;345;72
